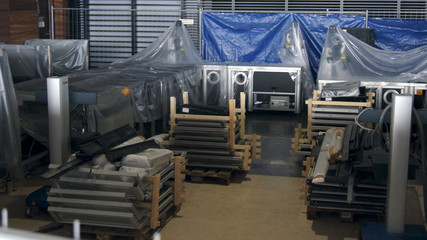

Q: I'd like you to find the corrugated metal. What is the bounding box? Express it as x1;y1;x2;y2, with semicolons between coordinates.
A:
66;0;426;66
135;0;182;53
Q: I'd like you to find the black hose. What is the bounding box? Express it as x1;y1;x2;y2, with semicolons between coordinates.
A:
378;104;392;152
412;108;427;224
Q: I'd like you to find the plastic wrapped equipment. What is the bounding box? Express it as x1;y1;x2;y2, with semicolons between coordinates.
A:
15;21;202;146
25;39;89;76
0;44;51;83
317;26;427;83
321;81;360;98
0;49;23;182
278;22;315;99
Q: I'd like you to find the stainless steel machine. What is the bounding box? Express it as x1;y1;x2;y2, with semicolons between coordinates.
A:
202;63;229;107
227;64;302;113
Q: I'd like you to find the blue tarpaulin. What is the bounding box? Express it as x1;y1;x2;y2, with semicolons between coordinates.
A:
201;12;427;77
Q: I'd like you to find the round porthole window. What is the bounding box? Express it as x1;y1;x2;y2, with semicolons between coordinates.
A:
207;71;220;84
234;72;247;85
383;89;399;105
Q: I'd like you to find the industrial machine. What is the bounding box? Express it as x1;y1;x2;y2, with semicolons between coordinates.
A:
227;63;303;113
304;90;427;237
201;63;229;107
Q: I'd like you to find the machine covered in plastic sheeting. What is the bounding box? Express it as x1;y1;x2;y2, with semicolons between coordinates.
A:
0;49;23;184
317;26;427;83
25;39;89;76
278;22;315;99
15;21;202;146
0;44;51;83
321;82;360;98
113;21;202;66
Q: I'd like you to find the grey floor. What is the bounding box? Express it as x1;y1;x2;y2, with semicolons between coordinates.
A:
245;111;307;177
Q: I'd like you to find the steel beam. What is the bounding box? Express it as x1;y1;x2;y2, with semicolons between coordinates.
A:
386;94;413;234
47;76;70;169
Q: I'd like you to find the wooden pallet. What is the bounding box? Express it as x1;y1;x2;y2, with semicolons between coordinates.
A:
62;205;182;240
184;167;234;185
299;156;315;205
291;90;375;156
164;92;261;171
306;206;385;223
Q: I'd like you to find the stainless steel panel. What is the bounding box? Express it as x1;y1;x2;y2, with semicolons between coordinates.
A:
386;94;413;234
48;206;148;229
47;77;70;169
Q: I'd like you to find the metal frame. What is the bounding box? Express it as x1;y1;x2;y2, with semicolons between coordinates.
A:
318;80;427;109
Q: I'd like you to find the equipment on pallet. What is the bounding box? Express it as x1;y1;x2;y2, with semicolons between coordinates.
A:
301;93;427;236
47;148;185;230
164;92;261;171
291;89;375;155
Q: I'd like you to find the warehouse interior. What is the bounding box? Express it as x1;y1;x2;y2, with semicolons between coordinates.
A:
0;0;427;239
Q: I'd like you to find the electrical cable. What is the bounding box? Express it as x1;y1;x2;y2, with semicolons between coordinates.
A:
354;108;377;131
411;107;427;224
378;104;392;152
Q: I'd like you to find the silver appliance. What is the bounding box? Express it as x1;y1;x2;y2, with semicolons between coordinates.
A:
317;80;427;109
228;64;302;113
201;63;229;107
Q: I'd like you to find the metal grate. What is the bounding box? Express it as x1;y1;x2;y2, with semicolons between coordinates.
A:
61;0;426;67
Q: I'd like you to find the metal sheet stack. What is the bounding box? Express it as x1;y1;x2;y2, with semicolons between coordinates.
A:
164;92;261;171
301;124;388;219
47;149;185;230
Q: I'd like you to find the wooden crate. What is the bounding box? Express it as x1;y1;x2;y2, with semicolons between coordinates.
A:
291;90;375;156
164;92;261;172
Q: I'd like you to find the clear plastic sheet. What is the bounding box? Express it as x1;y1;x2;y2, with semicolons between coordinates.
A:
278;22;315;99
321;81;360;98
317;26;427;83
113;21;202;66
25;39;89;76
15;21;202;146
0;44;51;83
0;49;23;182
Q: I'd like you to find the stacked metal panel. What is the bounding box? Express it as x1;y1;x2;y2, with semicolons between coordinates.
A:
170;118;244;170
47;152;177;229
305;124;388;215
307;174;387;214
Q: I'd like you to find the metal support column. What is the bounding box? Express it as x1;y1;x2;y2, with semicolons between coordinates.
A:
386;94;413;234
47;76;70;169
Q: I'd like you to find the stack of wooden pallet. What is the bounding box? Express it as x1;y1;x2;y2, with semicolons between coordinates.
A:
163;92;261;183
48;155;185;238
291;89;375;155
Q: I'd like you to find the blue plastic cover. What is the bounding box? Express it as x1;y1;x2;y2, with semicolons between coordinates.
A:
368;17;427;51
292;14;366;76
202;12;427;78
202;12;291;64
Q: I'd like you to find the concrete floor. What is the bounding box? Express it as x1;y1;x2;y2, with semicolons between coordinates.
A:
1;111;425;239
